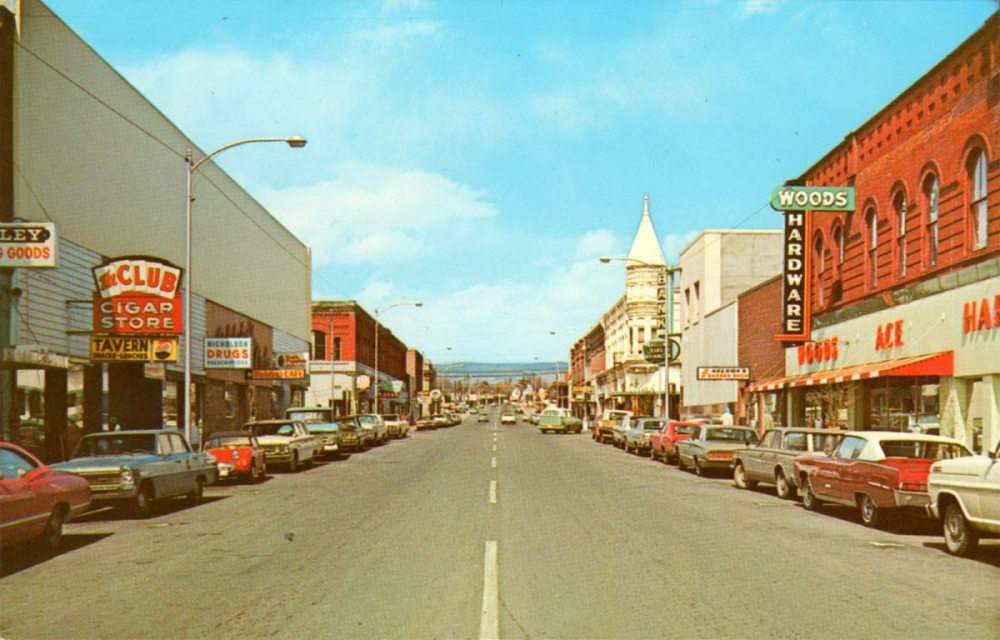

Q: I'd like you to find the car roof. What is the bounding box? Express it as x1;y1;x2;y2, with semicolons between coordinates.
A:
842;430;964;444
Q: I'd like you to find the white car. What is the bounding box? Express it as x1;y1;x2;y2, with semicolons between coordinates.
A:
928;438;1000;556
501;413;516;425
246;419;322;472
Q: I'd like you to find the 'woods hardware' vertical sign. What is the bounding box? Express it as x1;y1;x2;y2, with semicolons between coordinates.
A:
770;185;854;342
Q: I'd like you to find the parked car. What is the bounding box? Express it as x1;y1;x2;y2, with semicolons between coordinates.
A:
202;431;267;483
613;414;647;448
52;430;217;518
477;415;490;423
336;416;367;450
649;421;702;464
431;414;448;428
623;417;666;454
414;416;437;431
676;425;759;476
732;428;841;499
381;414;409;438
1;442;91;550
443;412;461;426
245;420;323;471
594;409;633;444
537;408;583;434
501;412;517;425
927;437;1000;556
286;407;341;457
357;414;389;444
795;431;970;528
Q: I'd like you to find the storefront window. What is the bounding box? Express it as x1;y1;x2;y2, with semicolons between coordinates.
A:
224;383;236;418
805;385;848;429
869;377;940;433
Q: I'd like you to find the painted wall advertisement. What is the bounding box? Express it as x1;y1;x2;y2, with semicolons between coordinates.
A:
205;337;253;369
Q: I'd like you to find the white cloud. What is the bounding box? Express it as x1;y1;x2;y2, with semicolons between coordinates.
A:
575;229;618;259
740;0;782;19
662;231;699;263
258;163;497;265
353;20;442;45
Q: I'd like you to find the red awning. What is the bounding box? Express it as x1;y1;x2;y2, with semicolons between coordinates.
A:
745;351;953;393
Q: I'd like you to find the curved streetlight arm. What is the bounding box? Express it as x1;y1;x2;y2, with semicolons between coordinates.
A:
182;135;306;446
372;301;422;415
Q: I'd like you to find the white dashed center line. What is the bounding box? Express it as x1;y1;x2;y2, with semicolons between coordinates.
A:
489;480;497;504
479;540;499;640
491;456;497;468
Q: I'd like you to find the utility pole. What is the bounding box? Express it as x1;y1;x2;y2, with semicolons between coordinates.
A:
0;6;16;441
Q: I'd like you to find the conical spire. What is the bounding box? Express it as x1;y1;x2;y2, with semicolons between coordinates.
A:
627;194;665;266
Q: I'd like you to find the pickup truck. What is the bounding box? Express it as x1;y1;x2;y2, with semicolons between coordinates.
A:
537;408;583;434
594;409;632;444
928;438;1000;556
245;419;323;472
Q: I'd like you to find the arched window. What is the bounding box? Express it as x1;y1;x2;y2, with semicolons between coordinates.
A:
866;208;879;289
312;330;327;361
969;149;989;250
924;175;939;267
813;233;825;306
333;337;342;361
894;191;907;279
833;225;845;276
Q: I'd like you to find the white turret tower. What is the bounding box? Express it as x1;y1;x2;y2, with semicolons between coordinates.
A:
624;195;666;358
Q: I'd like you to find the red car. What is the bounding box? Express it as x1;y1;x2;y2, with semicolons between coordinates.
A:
202;431;267;483
794;431;970;528
649;421;702;464
0;442;91;550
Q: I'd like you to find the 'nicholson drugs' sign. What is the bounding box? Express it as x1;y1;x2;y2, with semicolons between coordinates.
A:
770;186;854;212
205;337;253;369
776;210;811;341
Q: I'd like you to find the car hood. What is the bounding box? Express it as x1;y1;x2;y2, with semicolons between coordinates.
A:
53;454;160;471
256;435;296;445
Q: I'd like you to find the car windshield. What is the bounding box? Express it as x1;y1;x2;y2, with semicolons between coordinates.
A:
705;428;757;443
879;440;970;460
205;436;252;448
335;420;356;430
74;433;157;457
674;425;698;435
286;410;332;423
640;420;663;430
358;416;378;425
250;423;297;437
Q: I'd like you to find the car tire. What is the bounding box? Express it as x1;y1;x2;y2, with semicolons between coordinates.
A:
802;478;821;511
187;477;205;503
775;471;794;500
288;454;298;473
250;461;261;484
694;457;705;476
733;463;752;489
40;505;68;551
943;502;980;557
677;453;686;471
649;447;657;461
129;483;154;519
858;494;882;528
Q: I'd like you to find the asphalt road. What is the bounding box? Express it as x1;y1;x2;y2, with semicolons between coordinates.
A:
1;410;998;640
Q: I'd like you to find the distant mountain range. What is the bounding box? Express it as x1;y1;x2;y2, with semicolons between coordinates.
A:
434;361;567;382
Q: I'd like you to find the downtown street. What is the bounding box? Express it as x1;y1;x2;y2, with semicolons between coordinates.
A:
1;410;997;640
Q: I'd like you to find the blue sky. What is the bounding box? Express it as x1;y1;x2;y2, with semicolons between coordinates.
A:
41;0;997;363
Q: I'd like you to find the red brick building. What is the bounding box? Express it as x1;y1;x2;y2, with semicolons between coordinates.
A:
308;301;411;415
737;276;785;428
748;13;1000;451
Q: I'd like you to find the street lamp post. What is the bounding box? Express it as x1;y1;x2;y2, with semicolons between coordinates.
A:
599;256;680;421
373;301;422;414
548;330;561;408
183;136;306;446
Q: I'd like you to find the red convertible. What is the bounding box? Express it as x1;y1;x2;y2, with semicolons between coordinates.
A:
203;431;267;483
649;421;701;464
794;431;969;528
1;442;91;550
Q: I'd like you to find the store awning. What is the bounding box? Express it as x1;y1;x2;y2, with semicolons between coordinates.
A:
745;351;953;393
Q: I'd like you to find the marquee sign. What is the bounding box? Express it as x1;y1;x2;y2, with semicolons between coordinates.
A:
0;222;57;267
776;210;811;341
92;293;182;334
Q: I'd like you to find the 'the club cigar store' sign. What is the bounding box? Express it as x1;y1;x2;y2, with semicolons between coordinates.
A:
90;256;183;361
